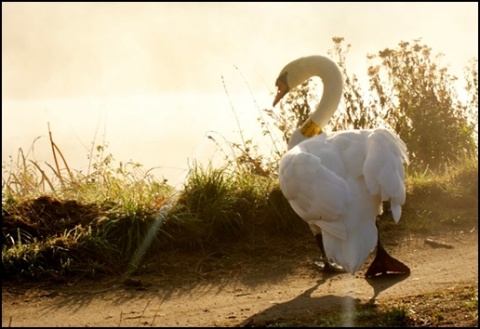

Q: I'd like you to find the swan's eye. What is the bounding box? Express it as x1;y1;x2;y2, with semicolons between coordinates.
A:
275;86;282;95
273;80;288;107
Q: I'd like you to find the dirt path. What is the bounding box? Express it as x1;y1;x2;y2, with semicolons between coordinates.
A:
2;231;478;327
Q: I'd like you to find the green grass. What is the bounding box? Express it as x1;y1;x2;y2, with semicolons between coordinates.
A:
2;150;477;281
1;121;478;282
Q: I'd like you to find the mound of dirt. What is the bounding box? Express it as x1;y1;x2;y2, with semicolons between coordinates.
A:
2;196;102;244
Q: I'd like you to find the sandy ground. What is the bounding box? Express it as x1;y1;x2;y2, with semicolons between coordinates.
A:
2;230;478;327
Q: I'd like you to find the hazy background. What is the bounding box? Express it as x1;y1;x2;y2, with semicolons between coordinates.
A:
2;3;478;188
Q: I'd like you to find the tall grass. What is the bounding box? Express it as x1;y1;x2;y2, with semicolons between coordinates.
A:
3;120;476;281
2;124;175;279
158;163;264;250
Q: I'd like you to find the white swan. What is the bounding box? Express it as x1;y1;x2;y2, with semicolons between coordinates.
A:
274;55;410;277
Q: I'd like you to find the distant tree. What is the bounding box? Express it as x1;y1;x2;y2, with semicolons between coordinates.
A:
328;37;383;131
366;39;478;171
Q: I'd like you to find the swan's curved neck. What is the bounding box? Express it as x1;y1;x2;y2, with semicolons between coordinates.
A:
298;56;344;137
278;56;344;149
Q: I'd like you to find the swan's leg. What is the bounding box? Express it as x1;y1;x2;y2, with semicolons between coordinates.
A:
314;233;344;273
365;225;410;278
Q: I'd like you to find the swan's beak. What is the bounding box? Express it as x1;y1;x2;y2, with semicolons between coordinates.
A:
273;81;288;107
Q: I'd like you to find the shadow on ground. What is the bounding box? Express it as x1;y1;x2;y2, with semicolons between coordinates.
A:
239;273;410;327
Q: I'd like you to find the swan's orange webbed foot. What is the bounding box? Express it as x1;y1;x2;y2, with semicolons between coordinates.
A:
365;244;410;278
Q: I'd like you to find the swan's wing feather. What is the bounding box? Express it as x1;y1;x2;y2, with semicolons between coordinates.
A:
363;129;409;222
279;146;352;240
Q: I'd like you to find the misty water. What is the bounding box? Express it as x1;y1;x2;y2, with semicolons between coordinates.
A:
2;92;276;189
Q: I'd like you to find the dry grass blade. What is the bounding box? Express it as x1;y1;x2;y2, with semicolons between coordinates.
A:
28;160;55;193
47;122;74;186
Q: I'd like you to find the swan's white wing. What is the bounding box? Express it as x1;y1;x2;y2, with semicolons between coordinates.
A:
279;140;353;240
279;130;408;274
363;128;409;222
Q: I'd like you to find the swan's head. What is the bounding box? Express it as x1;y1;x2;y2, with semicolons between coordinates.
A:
273;71;289;107
273;57;314;107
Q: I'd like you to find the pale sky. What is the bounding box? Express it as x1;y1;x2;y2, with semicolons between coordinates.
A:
3;2;478;99
2;2;478;188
